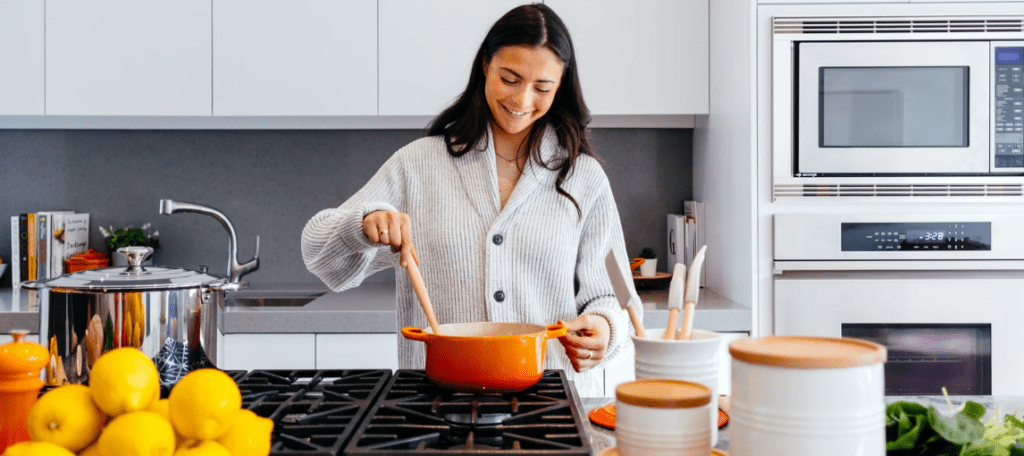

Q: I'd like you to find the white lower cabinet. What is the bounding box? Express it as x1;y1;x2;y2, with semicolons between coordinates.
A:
316;334;399;371
219;333;316;370
217;332;398;371
602;331;749;398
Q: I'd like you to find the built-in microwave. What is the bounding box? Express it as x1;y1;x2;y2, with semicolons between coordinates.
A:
794;40;1023;176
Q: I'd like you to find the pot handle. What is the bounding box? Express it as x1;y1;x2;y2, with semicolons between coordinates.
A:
544;323;568;340
401;327;430;342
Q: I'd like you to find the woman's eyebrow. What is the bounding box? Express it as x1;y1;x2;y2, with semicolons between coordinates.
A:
500;67;557;84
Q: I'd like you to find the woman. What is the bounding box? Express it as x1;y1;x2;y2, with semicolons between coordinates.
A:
301;3;642;396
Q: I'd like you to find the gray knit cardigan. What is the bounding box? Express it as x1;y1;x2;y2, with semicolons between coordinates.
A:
301;127;642;397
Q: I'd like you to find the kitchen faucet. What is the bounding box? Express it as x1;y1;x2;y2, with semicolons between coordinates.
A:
159;199;260;283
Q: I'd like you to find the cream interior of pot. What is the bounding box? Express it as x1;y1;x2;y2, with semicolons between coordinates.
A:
424;322;546;337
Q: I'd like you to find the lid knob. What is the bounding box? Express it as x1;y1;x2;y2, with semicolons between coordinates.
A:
118;246;153;273
0;330;49;392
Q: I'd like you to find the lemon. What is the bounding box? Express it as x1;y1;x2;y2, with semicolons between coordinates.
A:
149;398;171;420
168;368;242;440
216;409;274;456
172;440;232;456
0;441;75;456
88;347;160;416
96;411;175;456
27;384;107;453
76;443;100;456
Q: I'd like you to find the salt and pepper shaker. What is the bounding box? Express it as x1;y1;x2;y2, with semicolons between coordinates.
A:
0;330;50;453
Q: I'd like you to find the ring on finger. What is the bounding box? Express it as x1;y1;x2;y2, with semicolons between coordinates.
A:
581;349;592;360
379;229;389;237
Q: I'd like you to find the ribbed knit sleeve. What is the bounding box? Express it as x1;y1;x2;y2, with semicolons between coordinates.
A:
301;150;406;291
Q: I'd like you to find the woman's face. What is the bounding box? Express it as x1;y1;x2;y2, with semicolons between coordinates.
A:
483;45;564;138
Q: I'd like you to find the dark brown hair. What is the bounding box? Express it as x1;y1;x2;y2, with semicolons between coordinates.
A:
427;3;592;216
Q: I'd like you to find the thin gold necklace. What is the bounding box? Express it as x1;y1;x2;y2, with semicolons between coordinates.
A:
495;149;521;164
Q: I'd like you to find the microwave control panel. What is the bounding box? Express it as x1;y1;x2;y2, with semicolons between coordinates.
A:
994;45;1024;169
841;222;992;251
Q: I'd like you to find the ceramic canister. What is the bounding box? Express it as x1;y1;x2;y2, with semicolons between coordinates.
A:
632;328;722;445
728;335;887;456
615;379;712;456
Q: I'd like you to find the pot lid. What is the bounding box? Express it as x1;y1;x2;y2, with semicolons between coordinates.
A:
616;379;711;409
21;246;236;292
729;335;887;369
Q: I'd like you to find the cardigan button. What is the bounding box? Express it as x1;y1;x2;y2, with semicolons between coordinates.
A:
492;234;503;245
494;290;505;302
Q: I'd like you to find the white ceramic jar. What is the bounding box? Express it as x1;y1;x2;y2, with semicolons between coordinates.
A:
729;335;887;456
633;328;722;445
615;379;712;456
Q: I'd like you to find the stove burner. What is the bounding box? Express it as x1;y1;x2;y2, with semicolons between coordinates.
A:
345;369;593;455
233;369;392;456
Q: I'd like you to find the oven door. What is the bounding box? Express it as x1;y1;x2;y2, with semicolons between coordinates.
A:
796;40;991;175
774;270;1024;395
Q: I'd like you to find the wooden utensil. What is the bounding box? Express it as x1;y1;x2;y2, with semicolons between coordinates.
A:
405;259;442;335
678;245;707;341
663;262;686;340
605;249;647;338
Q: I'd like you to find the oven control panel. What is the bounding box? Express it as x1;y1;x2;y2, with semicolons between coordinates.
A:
841;222;992;251
994;45;1024;169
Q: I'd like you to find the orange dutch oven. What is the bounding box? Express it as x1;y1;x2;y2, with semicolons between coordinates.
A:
401;322;568;393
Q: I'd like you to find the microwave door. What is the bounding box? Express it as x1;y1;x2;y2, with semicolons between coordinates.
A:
796;41;990;175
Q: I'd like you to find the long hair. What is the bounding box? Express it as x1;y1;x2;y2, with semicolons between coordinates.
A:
427;3;592;217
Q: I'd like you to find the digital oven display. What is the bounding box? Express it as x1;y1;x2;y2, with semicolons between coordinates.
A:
906;230;944;244
841;222;992;251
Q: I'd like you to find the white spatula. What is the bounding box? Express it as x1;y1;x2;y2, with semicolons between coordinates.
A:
678;245;707;341
664;262;686;340
605;248;647;338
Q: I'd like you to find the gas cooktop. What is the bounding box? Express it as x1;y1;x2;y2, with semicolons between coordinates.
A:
228;369;593;456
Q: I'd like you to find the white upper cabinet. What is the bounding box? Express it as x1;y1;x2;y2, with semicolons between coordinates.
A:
45;0;211;116
547;0;709;115
378;0;525;116
213;0;377;116
0;0;44;115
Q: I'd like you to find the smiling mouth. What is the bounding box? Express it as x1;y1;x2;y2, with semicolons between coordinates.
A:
502;104;530;118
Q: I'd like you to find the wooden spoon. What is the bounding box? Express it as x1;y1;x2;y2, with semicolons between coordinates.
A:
405;259;442;335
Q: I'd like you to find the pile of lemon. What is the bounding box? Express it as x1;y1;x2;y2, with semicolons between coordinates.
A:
3;347;273;456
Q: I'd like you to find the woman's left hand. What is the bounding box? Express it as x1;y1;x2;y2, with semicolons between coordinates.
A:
557;315;611;373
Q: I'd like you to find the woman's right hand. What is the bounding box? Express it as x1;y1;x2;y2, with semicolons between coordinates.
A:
363;210;419;267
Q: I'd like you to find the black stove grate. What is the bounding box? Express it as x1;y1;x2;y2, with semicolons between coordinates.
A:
232;369;393;456
344;369;593;456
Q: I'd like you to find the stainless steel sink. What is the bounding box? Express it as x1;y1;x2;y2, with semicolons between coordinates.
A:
226;292;326;307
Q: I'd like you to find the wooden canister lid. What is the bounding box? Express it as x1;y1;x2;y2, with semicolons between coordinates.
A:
616;379;711;409
729;335;886;369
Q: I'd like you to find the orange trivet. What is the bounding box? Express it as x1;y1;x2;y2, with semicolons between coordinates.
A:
588;402;730;430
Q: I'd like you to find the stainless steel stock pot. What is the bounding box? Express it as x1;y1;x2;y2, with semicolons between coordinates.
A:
21;200;259;393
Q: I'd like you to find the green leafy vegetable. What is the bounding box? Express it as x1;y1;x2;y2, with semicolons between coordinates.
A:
887;399;1024;456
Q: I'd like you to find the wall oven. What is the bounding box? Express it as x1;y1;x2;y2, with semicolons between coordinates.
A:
771;14;1024;197
772;213;1024;395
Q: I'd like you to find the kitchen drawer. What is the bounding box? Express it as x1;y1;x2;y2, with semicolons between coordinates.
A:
316;333;399;371
220;333;316;370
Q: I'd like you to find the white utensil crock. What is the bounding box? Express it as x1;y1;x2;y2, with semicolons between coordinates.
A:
728;335;887;456
615;379;711;456
632;328;721;445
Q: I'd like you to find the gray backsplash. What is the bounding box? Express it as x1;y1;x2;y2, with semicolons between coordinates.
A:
0;128;691;287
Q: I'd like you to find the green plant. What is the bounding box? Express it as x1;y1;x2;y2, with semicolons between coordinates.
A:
638;247;656;259
100;223;160;252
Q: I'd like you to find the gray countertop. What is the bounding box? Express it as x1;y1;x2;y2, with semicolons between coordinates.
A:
0;282;751;335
